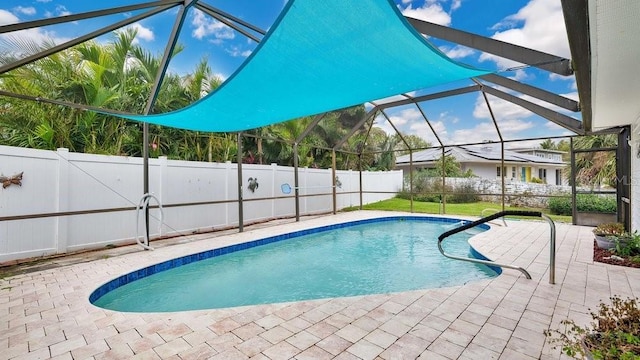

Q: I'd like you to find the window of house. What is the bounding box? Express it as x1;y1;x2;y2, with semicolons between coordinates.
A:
556;169;562;185
497;166;506;177
512;166;516;178
539;168;547;180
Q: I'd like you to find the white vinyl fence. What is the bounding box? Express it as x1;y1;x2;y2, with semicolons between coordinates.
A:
0;145;402;262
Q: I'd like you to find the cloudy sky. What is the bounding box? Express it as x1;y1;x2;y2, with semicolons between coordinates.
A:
0;0;577;147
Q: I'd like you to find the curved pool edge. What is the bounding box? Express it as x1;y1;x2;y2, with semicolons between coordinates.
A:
89;215;495;306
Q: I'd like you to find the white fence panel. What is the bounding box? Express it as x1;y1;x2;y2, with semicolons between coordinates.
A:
0;145;401;262
1;147;59;259
242;164;275;223
65;151;148;250
362;170;403;204
274;166;295;218
302;168;333;214
335;170;358;209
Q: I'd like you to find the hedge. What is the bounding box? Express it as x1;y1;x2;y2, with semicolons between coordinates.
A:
548;194;617;216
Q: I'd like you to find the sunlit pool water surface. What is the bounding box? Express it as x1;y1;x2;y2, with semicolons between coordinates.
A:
91;217;498;312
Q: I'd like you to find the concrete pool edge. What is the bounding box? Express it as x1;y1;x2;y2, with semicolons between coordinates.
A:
89;214;495;308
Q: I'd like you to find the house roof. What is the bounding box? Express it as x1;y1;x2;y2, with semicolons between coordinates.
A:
508;147;567;155
395;145;566;166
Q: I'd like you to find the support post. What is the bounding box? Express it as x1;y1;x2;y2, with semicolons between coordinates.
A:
409;150;414;213
441;147;446;214
143;123;150;242
237;132;244;232
358;154;363;210
294;143;300;221
501;142;506;211
570;137;577;225
56;148;69;254
332;150;337;215
141;2;190;244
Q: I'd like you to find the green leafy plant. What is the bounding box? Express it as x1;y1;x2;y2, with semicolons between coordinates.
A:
530;176;545;184
544;296;640;359
548;194;617;216
614;232;640;258
447;183;481;204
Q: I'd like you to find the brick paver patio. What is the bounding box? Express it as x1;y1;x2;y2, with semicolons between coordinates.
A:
2;211;639;359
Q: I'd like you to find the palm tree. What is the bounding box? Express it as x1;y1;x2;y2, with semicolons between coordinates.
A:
571;134;618;188
540;138;557;150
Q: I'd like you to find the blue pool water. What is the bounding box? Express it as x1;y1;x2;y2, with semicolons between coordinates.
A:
91;217;498;312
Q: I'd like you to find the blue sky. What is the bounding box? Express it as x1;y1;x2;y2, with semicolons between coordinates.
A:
0;0;577;147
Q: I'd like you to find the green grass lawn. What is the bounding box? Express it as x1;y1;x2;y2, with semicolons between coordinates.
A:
343;197;572;223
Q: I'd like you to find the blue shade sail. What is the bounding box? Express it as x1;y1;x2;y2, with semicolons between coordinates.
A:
112;0;490;132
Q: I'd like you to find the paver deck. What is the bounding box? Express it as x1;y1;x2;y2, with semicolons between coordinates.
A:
1;211;639;360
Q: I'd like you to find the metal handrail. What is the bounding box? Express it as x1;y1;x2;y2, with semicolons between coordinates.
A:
481;208;507;227
135;193;163;251
438;210;556;284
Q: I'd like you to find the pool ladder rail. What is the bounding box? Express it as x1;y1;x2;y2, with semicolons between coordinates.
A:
135;193;164;251
438;210;556;284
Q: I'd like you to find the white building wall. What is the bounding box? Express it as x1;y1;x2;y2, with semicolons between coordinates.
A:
0;146;402;263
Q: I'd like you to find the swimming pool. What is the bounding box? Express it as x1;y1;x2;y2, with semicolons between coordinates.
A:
90;216;498;312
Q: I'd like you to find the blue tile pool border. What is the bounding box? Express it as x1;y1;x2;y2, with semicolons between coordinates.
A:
89;216;492;303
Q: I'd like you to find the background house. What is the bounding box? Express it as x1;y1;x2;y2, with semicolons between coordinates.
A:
395;145;567;185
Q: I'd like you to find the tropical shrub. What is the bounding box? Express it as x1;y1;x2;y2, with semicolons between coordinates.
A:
448;183;480;203
398;172;480;203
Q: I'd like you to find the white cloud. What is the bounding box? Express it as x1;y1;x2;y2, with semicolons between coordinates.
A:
0;9;68;50
374;115;395;135
450;0;462;12
408;121;440;145
473;92;532;121
126;23;154;44
225;46;251;58
43;5;71;18
480;0;570;70
375;108;416;135
376;107;444;145
14;6;36;16
191;9;234;41
55;5;71;17
450;121;502;144
451;119;534;144
214;72;228;82
400;2;451;26
36;0;52;2
0;9;19;25
392;107;423;125
440;45;474;59
549;73;577;91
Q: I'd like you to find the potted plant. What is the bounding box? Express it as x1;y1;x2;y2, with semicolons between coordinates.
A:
544;296;640;359
593;222;626;250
